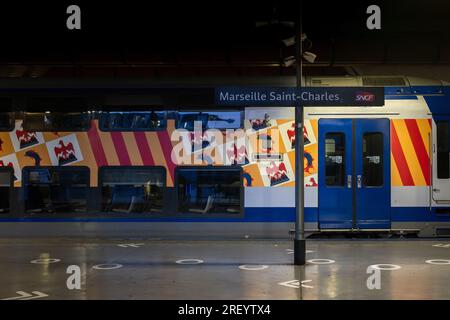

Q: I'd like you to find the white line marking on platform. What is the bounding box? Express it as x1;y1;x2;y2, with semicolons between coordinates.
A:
30;258;60;264
307;259;335;265
117;243;144;248
239;265;269;271
176;259;204;265
286;249;314;254
93;263;123;270
278;279;313;289
425;259;450;265
2;291;48;300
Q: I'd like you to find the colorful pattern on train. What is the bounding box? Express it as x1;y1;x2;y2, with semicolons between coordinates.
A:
391;119;431;186
0;118;320;188
0;117;433;189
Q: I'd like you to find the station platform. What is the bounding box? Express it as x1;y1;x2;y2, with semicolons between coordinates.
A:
0;238;449;300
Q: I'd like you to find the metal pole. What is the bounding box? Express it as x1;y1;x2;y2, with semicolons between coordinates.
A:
294;0;305;265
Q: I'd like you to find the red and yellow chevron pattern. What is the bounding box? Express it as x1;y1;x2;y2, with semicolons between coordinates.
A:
391;119;431;186
84;120;177;186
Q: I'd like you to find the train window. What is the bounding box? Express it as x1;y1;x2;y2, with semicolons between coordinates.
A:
23;167;89;214
0;169;12;213
0;112;13;131
363;132;383;187
325;133;346;186
100;167;165;213
176;167;242;214
23;112;91;132
100;111;167;131
177;111;242;131
437;121;450;179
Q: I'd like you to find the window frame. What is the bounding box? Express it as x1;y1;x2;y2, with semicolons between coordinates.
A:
99;110;168;132
0;98;14;132
436;119;450;180
175;165;244;216
175;109;244;131
22;165;91;214
362;132;384;188
324;132;346;188
98;165;167;214
0;112;14;132
22;111;91;132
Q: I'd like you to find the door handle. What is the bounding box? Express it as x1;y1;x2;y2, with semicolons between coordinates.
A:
347;175;352;188
433;188;440;192
357;175;362;188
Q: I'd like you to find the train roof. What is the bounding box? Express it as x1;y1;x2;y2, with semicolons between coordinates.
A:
304;76;449;87
0;76;448;89
0;76;448;109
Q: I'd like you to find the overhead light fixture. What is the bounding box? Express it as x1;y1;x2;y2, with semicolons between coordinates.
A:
302;51;317;63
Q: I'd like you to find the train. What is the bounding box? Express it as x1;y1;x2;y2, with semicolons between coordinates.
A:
0;75;449;238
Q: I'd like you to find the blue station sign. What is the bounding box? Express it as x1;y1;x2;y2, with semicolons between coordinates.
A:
215;87;385;106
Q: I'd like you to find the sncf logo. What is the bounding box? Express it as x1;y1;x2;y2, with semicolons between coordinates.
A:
355;91;375;102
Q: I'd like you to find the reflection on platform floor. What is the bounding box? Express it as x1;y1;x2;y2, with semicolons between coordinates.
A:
0;238;449;300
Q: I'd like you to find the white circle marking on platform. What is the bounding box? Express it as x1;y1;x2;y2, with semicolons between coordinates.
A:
92;264;123;270
425;259;450;265
239;265;269;271
30;258;61;264
307;259;335;265
369;264;401;271
432;244;450;248
176;259;204;265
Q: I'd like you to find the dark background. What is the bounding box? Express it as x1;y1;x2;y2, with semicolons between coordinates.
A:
0;0;449;78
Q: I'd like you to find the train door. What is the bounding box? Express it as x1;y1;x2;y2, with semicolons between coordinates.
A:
354;119;390;229
318;119;353;229
432;117;450;201
318;119;390;229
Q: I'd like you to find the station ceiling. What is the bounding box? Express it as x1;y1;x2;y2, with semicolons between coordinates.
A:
0;1;449;78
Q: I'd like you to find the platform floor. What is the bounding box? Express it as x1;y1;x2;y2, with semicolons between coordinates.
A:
0;238;449;300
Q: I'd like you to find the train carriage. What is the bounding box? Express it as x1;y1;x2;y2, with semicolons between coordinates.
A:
0;75;449;238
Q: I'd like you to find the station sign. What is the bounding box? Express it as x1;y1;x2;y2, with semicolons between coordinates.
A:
215;87;385;106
